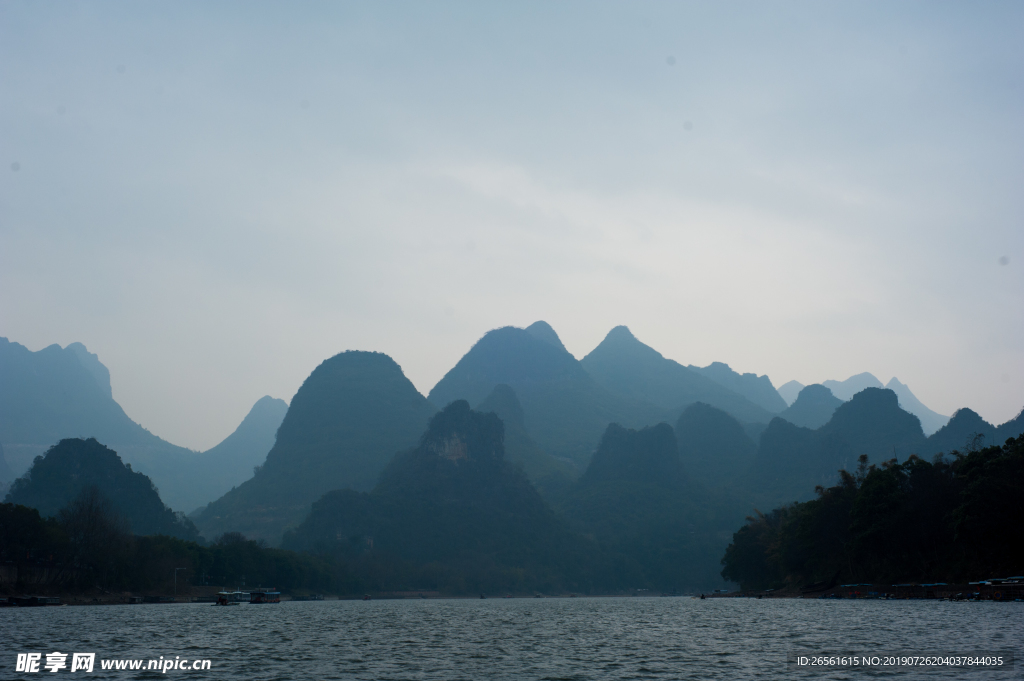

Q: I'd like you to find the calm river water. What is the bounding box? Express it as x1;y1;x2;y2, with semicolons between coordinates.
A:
3;597;1021;680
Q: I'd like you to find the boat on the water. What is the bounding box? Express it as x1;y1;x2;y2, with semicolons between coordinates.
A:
213;590;247;606
249;589;281;604
7;596;61;607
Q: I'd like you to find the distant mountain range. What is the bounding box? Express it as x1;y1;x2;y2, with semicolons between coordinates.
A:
686;362;788;414
580;326;776;426
429;323;660;466
0;337;286;513
4;324;1021;588
775;373;950;435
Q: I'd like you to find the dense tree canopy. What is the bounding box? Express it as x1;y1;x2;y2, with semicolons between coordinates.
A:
721;437;1024;590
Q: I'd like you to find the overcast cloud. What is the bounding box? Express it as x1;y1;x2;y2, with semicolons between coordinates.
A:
1;1;1022;450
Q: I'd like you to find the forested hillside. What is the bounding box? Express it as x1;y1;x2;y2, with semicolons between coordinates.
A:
4;438;199;540
722;437;1024;590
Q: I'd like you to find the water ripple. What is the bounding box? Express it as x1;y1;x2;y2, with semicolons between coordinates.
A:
2;598;1021;679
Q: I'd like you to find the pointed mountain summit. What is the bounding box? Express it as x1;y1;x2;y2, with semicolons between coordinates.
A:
64;342;112;399
194;351;436;544
686;362;787;413
188;396;289;506
477;383;526;428
922;406;1024;456
4;438;199;540
580;326;775;424
923;407;997;455
779;384;844;429
476;384;574;492
283;401;592;593
429;324;658;465
776;380;805;406
995;408;1024;444
675;403;756;489
822;372;884;400
525;320;570;354
429;326;588;408
884;378;948;436
0;337;202;511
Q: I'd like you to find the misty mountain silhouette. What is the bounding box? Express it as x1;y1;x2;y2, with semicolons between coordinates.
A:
0;337;292;514
884;377;949;435
476;384;575;496
686;362;787;413
778;373;949;435
0;337;205;511
191;396;288;505
751;418;826;502
753;388;926;504
194;351;436;544
822;372;884;400
779;384;844;429
283;400;592;592
579;422;683;487
524;320;570;353
580;326;775;424
919;406;1024;456
4;438;199;540
428;324;659;465
675;403;756;489
995;409;1024;445
560;422;727;589
818;387;926;465
776;380;804;406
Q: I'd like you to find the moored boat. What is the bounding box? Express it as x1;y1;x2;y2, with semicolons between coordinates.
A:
249;589;281;604
213;590;247;605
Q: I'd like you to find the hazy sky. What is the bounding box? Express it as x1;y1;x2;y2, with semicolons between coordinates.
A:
2;1;1022;450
